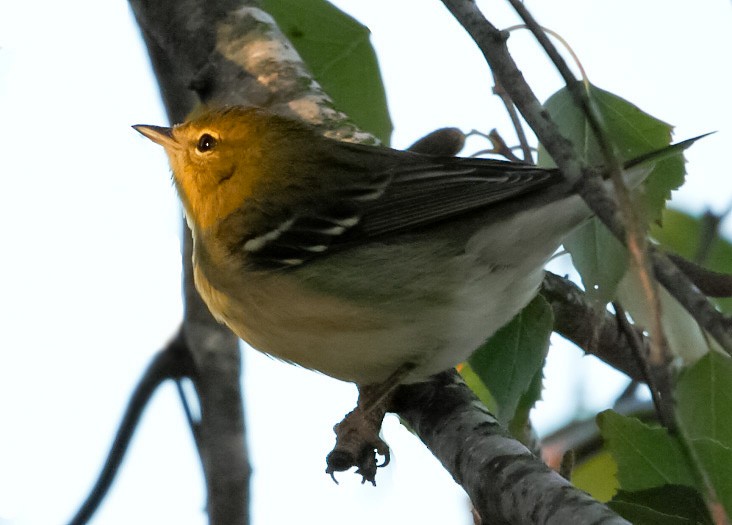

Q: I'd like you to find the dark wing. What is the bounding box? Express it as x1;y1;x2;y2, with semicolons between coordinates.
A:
237;140;556;268
237;132;707;268
357;158;554;237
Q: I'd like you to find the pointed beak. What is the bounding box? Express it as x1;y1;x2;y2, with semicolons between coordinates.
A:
132;124;180;150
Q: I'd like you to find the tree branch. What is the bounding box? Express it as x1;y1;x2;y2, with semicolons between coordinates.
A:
67;331;194;525
129;2;259;524
541;272;645;380
508;0;672;391
393;372;630;525
439;0;732;355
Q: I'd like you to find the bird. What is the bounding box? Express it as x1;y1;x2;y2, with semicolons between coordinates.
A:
133;105;698;482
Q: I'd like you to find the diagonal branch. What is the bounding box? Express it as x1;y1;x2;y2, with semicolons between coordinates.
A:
439;0;732;355
507;0;670;380
67;331;194;525
541;272;645;380
393;371;630;525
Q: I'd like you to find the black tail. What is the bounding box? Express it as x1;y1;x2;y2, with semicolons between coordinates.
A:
624;132;714;170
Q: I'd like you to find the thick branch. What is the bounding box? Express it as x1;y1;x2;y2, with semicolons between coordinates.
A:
393;372;630;525
181;228;249;525
129;2;257;524
541;272;645;380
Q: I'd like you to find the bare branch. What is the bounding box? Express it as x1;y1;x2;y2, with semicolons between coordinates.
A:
492;80;533;162
393;372;630;525
67;331;194;525
506;0;673;416
613;302;674;428
439;0;732;355
669;253;732;298
541;272;645;379
128;2;276;523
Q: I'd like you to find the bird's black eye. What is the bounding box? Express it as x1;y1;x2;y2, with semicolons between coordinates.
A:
196;133;217;153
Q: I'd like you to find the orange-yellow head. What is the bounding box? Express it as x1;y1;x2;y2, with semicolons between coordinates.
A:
134;107;284;231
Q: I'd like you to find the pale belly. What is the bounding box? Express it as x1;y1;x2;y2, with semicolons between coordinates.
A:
194;238;549;385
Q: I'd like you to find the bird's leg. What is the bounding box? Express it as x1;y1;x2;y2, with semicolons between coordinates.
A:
325;363;415;485
325;385;391;485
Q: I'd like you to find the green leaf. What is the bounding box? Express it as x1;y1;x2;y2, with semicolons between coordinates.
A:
677;352;732;447
508;363;544;439
539;84;685;301
642;154;685;225
564;217;627;303
616;270;710;364
543;82;659;161
458;361;498;415
651;208;699;257
571;450;619;503
599;358;732;518
651;208;732;313
468;295;552;425
539;84;680;215
609;485;714;525
261;0;392;143
677;352;732;516
690;438;732;518
597;410;696;491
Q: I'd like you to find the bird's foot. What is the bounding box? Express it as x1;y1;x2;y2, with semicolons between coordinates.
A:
325;364;415;485
325;402;390;485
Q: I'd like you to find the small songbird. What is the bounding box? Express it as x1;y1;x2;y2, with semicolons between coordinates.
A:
134;106;697;480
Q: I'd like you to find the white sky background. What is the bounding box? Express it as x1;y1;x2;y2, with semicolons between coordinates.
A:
0;1;730;524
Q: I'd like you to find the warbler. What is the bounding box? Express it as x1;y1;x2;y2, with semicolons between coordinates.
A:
134;107;693;387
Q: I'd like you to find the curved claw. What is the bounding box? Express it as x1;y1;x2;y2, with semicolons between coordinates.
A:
376;448;391;468
325;426;390;485
324;377;403;484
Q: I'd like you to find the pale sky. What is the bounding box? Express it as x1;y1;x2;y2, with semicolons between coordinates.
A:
0;1;730;524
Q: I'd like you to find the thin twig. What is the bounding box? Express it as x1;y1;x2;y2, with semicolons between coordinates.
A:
667;253;732;298
612;302;672;428
650;249;732;354
467;129;526;162
67;331;194;525
488;129;527;162
673;411;731;525
493;80;533;162
505;0;670;381
505;0;614;166
175;378;203;449
503;24;590;87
